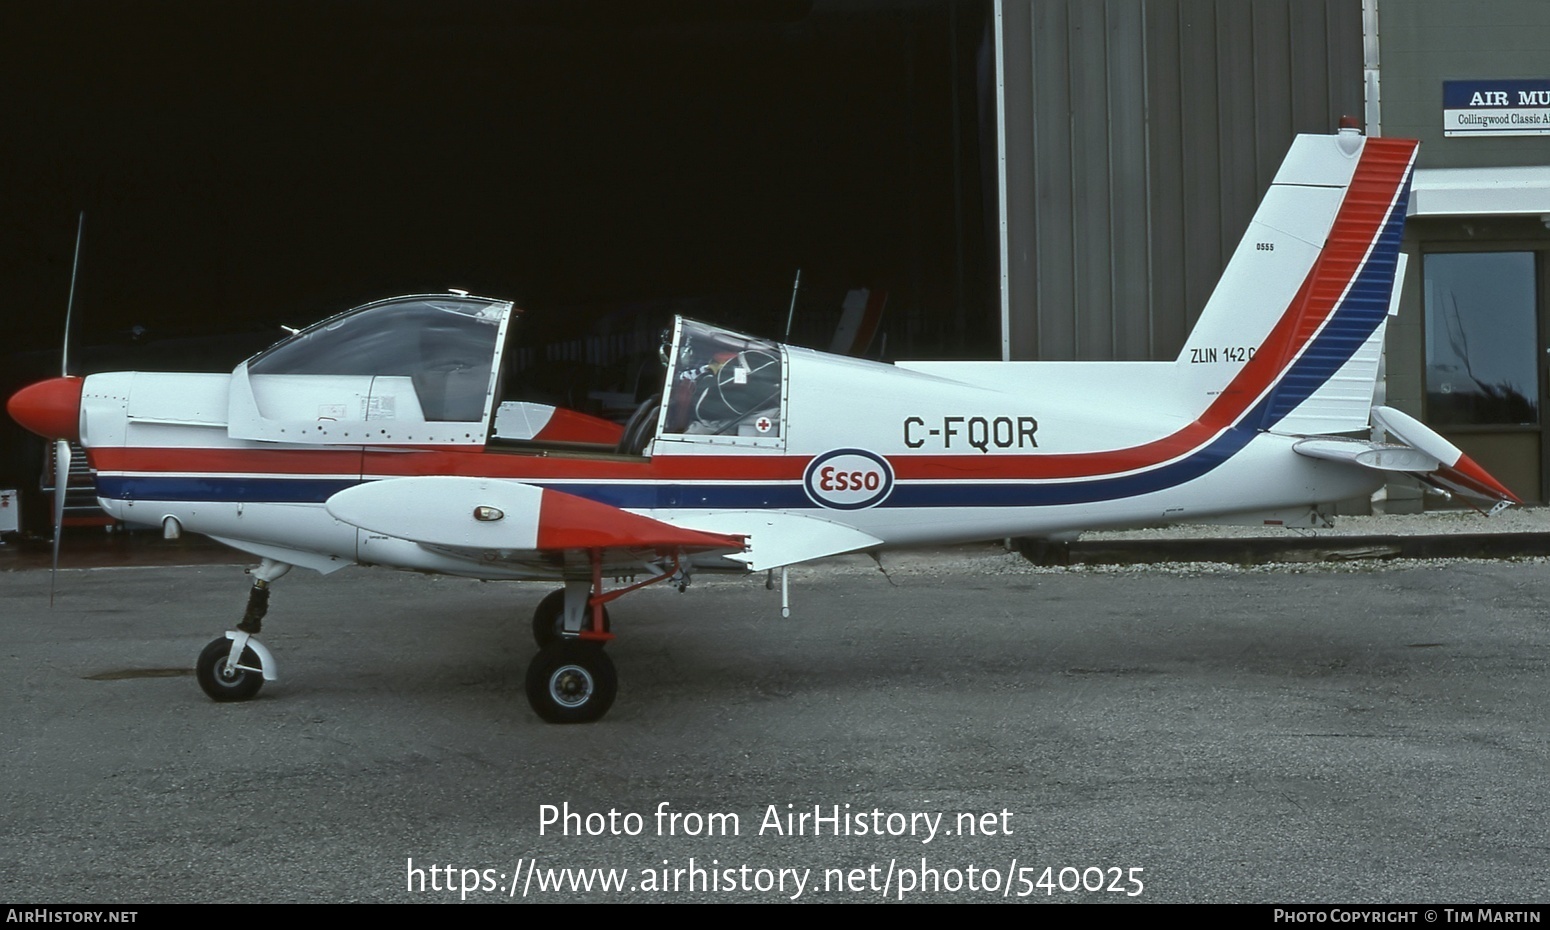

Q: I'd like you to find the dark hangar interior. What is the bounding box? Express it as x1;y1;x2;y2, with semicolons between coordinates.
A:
0;0;997;509
1;1;995;363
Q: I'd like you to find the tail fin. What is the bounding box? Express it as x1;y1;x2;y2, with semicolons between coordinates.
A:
1177;129;1418;435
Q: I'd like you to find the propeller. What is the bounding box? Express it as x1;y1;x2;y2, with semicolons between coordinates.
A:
49;439;70;606
50;212;85;606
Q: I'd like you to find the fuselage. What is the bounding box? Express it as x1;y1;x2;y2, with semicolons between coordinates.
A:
69;343;1380;581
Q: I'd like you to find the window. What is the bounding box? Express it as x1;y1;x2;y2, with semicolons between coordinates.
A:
1423;252;1538;427
662;318;784;442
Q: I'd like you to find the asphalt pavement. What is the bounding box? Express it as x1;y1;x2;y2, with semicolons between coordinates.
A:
3;541;1548;903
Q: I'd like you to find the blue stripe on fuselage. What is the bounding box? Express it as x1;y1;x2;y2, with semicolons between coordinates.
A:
94;475;360;504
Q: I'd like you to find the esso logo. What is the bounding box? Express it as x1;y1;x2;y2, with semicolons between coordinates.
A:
803;449;895;510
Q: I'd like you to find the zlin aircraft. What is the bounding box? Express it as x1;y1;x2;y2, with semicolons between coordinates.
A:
8;127;1519;723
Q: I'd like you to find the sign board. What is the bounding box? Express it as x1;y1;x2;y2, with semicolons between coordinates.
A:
1444;80;1550;136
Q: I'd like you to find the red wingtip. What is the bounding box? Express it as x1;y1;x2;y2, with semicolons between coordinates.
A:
7;376;83;442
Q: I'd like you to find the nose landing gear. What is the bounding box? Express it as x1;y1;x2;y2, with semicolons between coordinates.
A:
194;559;289;703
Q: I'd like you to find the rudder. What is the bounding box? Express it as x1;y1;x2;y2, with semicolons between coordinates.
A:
1176;129;1418;435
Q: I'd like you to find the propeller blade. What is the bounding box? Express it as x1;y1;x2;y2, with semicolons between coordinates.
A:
50;439;70;607
51;212;84;606
62;211;83;378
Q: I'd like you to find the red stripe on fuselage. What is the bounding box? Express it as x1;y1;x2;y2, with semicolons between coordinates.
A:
90;447;365;475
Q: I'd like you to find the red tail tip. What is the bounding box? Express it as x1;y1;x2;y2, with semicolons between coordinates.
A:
1453;452;1523;506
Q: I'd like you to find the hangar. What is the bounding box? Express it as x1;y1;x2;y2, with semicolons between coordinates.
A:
2;0;1547;531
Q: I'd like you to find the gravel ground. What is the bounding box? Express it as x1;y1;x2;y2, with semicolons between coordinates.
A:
1085;505;1549;540
778;505;1550;581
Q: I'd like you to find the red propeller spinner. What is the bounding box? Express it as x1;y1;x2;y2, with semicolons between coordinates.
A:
7;376;84;443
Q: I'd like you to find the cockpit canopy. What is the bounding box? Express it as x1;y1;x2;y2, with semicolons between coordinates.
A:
224;294;788;452
228;294;513;445
247;295;510;422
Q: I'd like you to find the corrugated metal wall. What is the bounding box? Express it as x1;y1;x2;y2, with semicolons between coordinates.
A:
998;0;1364;361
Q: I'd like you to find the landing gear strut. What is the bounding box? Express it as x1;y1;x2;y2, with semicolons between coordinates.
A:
195;559;289;702
531;588;609;649
522;550;682;724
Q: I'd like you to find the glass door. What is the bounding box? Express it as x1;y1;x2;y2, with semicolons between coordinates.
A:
1422;250;1542;502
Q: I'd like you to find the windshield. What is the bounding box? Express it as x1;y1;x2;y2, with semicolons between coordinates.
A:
663;318;784;439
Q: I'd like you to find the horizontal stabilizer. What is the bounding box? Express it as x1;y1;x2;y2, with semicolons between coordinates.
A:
1292;437;1440;473
327;477;744;553
1371;406;1521;510
664;510;884;571
1292;406;1520;512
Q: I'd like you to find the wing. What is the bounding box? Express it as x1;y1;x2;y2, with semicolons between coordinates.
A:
658;511;884;571
325;477;745;570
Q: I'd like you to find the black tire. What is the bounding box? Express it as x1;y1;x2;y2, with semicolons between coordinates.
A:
525;640;617;724
532;589;609;648
196;637;265;702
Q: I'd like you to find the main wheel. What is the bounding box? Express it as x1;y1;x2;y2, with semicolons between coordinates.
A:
525;640;617;724
196;637;265;702
532;590;609;648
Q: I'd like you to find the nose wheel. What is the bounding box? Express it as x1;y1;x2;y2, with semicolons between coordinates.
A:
196;559;289;703
196;635;268;702
525;640;617;724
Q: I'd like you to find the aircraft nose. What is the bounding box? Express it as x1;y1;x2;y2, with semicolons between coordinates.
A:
7;376;83;442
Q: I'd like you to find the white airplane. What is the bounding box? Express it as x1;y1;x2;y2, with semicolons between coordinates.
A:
7;127;1519;724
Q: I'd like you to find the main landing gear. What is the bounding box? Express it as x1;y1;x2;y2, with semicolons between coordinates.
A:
523;551;683;724
526;639;617;724
531;588;609;649
194;559;288;702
